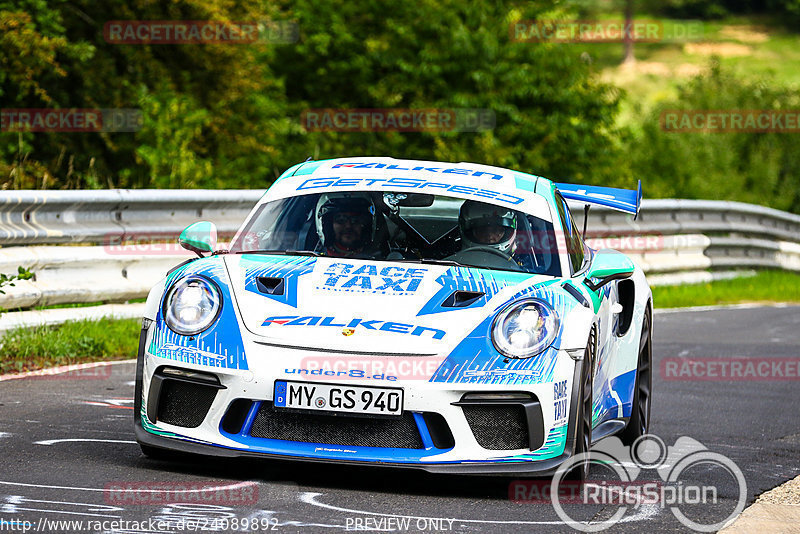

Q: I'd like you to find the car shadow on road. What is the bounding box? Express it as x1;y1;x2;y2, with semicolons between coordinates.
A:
128;450;538;501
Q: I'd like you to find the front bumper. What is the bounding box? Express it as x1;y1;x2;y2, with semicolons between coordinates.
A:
134;324;585;476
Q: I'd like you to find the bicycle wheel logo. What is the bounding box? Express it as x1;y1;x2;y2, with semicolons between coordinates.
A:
551;435;747;532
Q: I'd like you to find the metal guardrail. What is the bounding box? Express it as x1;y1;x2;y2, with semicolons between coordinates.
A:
0;191;797;332
576;200;800;273
0;189;263;245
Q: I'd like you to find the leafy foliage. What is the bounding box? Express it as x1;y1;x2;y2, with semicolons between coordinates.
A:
0;266;34;295
0;1;799;213
628;60;800;213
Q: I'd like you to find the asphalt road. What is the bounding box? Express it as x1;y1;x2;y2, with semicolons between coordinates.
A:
0;305;798;533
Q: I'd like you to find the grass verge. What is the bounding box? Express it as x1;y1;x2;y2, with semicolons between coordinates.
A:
0;317;140;374
653;270;800;309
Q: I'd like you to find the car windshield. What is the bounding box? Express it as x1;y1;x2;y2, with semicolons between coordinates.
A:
230;191;561;276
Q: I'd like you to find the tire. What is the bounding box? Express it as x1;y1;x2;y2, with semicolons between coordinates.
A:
621;306;652;444
566;328;595;481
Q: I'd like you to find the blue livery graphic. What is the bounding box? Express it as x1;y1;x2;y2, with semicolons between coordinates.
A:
242;254;316;308
149;258;249;370
417;266;536;316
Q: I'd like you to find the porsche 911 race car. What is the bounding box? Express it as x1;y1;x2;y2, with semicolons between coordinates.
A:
134;157;652;479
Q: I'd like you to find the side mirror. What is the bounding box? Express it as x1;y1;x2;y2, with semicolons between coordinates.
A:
584;249;634;291
179;221;217;257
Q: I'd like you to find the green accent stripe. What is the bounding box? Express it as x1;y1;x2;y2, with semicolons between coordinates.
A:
514;174;537;192
293;160;328;176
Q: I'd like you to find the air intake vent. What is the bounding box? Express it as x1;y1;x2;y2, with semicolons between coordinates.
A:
462;404;529;450
257;277;285;295
221;399;254;434
441;290;485;308
249;402;424;449
157;380;218;428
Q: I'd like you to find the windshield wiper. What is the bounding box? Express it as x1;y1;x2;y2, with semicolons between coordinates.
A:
233;249;321;257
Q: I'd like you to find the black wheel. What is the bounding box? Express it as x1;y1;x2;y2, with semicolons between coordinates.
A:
566;328;595;481
621;306;652;444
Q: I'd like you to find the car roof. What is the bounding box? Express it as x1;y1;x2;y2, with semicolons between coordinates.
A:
262;157;557;216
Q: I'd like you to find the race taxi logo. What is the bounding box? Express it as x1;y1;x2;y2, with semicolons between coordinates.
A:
262;315;446;339
316;262;426;294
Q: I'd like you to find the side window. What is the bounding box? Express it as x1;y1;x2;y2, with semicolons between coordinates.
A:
555;193;585;274
569;214;587;271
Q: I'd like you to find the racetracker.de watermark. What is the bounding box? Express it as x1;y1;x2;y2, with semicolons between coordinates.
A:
660;110;800;133
300;108;496;132
101;231;237;256
661;357;800;381
0;109;141;132
510;20;703;43
104;481;258;505
25;364;112;381
104;20;298;44
294;355;444;382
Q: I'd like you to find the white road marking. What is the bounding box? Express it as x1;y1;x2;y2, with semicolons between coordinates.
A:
6;496;122;512
0;359;135;382
656;302;795;315
0;480;258;493
0;505;118;518
2;496;123;518
34;438;137;446
300;492;661;525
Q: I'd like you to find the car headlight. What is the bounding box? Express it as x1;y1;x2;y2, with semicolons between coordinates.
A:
491;298;559;358
164;276;221;335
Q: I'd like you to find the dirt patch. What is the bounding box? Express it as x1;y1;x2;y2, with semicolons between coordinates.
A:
675;63;705;77
720;26;769;44
619;60;671;76
684;42;752;57
615;60;704;78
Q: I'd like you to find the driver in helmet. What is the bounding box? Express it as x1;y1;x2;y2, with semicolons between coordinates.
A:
458;200;518;257
316;193;379;258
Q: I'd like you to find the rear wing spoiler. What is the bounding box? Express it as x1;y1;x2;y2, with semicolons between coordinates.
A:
555;180;642;218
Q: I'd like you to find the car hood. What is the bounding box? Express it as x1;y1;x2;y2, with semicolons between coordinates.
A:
222;254;544;355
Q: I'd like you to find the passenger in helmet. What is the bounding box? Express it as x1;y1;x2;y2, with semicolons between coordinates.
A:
458;200;518;256
315;193;378;257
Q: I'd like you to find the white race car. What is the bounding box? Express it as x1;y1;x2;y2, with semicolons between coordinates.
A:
134;157;651;479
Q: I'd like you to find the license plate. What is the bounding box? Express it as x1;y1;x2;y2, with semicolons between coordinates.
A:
273;380;403;416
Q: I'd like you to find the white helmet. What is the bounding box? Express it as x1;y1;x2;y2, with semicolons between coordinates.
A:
315;192;377;250
458;200;518;255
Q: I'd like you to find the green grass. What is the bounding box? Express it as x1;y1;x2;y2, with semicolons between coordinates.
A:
653;270;800;309
0;317;140;374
